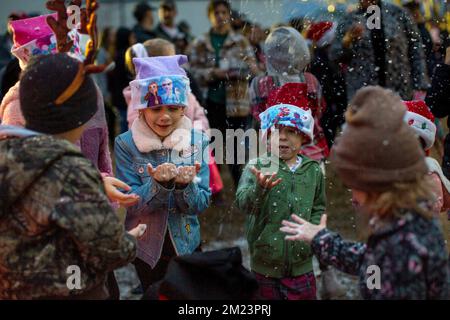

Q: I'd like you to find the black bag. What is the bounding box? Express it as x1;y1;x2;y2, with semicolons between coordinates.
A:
143;247;258;300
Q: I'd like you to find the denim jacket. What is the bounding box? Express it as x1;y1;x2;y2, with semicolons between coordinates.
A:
114;116;211;268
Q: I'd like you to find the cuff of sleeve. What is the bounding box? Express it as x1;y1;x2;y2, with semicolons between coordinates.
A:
311;228;333;255
174;182;197;198
150;180;174;203
254;183;268;201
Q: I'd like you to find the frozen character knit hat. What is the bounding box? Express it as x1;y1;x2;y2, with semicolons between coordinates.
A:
263;82;314;142
264;27;310;81
9;14;83;69
20;53;98;134
331;86;427;193
129;55;191;110
403;100;436;151
306;21;337;48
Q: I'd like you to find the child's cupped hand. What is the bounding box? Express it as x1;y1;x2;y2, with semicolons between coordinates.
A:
280;214;327;243
148;162;201;186
175;162;201;186
103;176;140;207
147;163;178;182
250;167;282;190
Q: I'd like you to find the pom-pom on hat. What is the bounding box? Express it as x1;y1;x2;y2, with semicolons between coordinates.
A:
403;100;436;150
306;21;336;48
9;14;83;69
129;55;191;110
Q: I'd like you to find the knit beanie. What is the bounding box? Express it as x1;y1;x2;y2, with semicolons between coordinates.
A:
129;55;190;110
331;86;427;193
19;53;98;134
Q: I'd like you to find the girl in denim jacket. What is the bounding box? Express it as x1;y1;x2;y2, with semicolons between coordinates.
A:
115;55;211;291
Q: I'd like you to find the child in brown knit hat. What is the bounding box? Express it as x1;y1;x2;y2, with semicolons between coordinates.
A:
280;86;449;299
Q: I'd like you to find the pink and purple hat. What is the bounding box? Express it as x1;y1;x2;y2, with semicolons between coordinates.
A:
9;14;83;69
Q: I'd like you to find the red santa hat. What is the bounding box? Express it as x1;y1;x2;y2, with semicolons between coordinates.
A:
267;83;309;111
264;83;314;142
403;100;436;150
306;21;336;48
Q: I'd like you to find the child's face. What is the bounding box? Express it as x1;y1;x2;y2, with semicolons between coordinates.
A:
143;105;184;138
270;126;304;162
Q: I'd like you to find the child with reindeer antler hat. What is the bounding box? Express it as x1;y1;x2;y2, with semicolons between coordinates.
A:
0;1;140;210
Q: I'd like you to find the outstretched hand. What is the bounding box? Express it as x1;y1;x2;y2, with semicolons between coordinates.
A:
103;176;140;207
250;167;282;190
280;214;327;243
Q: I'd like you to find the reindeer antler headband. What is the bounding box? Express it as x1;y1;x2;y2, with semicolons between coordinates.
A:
46;0;106;105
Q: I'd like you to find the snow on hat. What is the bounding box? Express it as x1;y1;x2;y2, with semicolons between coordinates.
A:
403;100;436;150
10;14;83;69
259;103;314;143
129;55;191;109
306;21;336;48
262;82;314;142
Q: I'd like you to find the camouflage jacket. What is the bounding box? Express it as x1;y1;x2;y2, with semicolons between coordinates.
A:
0;126;136;299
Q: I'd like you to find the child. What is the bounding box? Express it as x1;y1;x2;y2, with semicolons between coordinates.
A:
115;55;211;292
236;99;326;300
0;14;137;208
403;100;450;216
124;39;223;201
0;53;142;299
249;26;329;164
281;86;449;299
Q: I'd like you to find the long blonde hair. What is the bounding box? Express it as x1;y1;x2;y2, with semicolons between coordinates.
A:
365;173;435;220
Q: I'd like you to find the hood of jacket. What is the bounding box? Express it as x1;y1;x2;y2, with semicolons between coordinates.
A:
0;125;82;216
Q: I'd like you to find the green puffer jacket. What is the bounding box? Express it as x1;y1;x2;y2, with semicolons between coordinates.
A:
236;154;326;278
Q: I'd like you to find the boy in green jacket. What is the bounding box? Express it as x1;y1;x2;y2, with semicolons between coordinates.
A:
236;102;326;300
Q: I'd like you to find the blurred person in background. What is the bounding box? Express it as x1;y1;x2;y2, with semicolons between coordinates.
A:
190;0;260;188
153;0;189;54
132;2;156;43
95;27;117;146
110;27;136;134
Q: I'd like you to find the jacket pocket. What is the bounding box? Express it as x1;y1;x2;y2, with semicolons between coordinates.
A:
290;240;312;264
252;224;284;264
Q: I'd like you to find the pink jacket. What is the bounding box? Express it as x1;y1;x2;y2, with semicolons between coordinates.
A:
0;82;113;177
123;86;210;132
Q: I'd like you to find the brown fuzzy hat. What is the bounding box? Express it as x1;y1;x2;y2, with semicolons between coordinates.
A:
331;86;428;192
